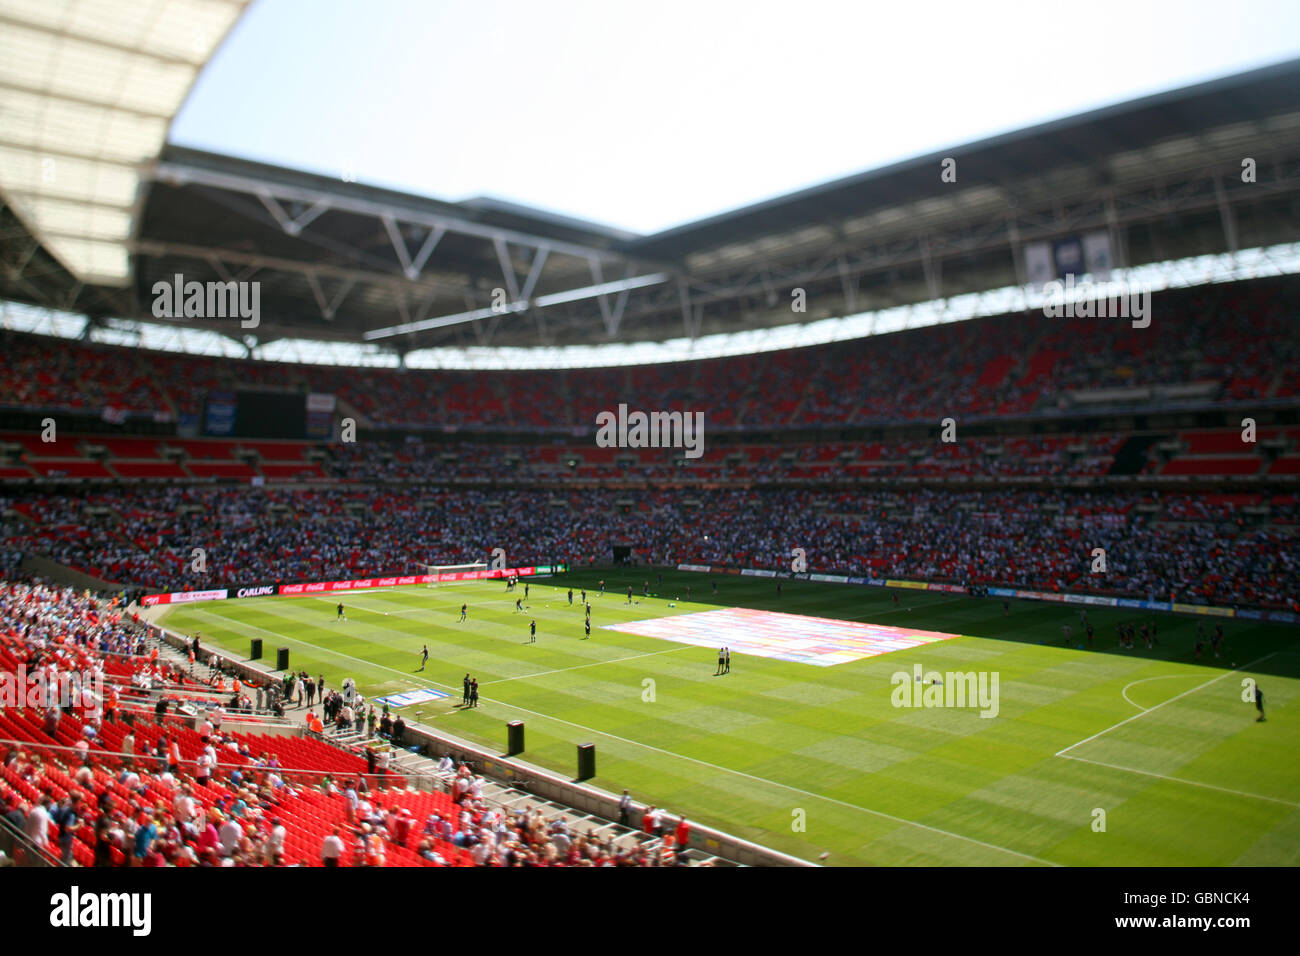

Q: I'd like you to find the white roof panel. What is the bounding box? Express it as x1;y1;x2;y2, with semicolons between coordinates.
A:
0;0;251;284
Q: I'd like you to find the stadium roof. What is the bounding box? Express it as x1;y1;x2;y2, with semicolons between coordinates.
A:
2;46;1299;359
0;0;251;285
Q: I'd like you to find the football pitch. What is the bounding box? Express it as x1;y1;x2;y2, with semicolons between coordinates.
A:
159;570;1300;866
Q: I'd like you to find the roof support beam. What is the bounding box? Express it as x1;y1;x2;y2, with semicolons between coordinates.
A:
679;279;704;339
836;252;858;314
151;160;630;265
1214;175;1239;256
305;274;355;321
588;257;612;330
408;225;447;279
4;241;40;281
257;193;336;238
131;239;450;298
494;237;523;302
385;218;452;281
363;271;669;340
520;246;550;303
287;198;331;236
1103;195;1127;270
609;283;632;338
1006;217;1027;287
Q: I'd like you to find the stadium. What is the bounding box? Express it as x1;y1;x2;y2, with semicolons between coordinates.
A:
1;0;1298;894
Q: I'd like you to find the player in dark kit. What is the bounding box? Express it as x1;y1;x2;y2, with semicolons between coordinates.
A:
515;598;523;613
336;603;346;621
568;588;574;606
524;582;529;598
584;618;591;640
627;586;633;604
462;673;470;704
418;645;428;671
1255;684;1265;721
1085;623;1094;648
459;604;467;622
529;620;537;643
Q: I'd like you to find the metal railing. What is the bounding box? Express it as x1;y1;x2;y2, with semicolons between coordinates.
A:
0;819;59;868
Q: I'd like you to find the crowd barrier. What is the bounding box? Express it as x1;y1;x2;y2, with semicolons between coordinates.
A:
141;564;566;607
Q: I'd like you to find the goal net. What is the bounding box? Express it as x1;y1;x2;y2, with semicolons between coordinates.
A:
422;562;488;587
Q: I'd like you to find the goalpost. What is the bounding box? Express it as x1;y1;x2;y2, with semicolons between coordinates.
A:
422;563;488;587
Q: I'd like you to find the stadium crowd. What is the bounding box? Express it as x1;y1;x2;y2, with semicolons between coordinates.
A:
3;487;1294;609
0;583;692;867
3;277;1297;430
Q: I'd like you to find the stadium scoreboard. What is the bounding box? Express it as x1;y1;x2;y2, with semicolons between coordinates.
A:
203;390;336;439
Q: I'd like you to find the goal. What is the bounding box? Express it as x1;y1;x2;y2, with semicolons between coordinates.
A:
422;562;488;587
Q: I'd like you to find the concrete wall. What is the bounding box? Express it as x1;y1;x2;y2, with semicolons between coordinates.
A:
21;554;119;591
397;721;814;867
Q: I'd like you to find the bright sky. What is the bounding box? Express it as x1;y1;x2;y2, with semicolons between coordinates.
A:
171;0;1300;236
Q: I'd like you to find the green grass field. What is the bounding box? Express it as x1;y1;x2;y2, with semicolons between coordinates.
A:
159;569;1300;866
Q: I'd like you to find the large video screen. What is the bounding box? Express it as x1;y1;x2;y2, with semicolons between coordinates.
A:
203;390;307;438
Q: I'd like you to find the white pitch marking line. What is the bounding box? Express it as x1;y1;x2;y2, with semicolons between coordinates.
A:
309;594;521;616
1055;653;1275;757
1057;753;1300;809
186;606;1056;866
1120;674;1196;712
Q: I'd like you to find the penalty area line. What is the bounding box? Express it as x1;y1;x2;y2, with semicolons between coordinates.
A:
1056;753;1300;809
1120;674;1196;712
1055;652;1275;757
